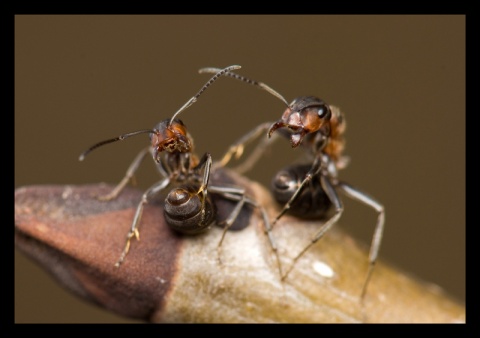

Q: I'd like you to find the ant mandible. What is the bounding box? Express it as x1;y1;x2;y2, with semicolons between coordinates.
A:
199;67;385;299
79;65;279;271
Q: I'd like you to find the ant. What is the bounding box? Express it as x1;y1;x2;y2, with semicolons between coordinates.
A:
199;67;385;299
79;65;279;271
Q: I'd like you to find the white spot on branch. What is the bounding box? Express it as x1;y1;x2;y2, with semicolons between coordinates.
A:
312;260;335;279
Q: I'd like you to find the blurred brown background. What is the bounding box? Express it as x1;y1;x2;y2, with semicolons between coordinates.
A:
15;15;465;323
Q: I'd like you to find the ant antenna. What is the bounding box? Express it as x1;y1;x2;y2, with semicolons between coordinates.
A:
80;65;241;161
198;67;289;107
168;65;242;126
79;129;156;161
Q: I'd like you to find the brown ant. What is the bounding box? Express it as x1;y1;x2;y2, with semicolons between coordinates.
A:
199;67;385;299
79;65;279;271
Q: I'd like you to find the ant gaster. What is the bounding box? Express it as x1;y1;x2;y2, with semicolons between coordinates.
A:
79;65;279;271
199;67;385;299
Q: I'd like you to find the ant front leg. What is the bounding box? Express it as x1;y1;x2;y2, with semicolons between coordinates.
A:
233;132;280;175
337;181;385;300
192;152;213;204
209;186;282;278
115;177;171;267
282;174;344;281
97;147;150;201
219;122;273;170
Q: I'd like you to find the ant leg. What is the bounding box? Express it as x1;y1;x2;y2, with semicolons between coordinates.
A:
233;132;280;175
211;189;247;265
337;181;385;300
282;175;343;281
115;177;171;267
242;194;282;278
218;122;273;168
209;186;282;278
193;153;213;197
97;147;150;201
271;157;322;227
189;153;213;226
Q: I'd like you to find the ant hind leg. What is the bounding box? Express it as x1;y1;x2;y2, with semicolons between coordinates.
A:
337;181;385;300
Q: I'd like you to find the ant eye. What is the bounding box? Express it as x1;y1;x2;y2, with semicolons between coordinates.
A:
317;106;327;118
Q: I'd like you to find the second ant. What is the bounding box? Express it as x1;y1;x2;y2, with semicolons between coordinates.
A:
199;66;385;299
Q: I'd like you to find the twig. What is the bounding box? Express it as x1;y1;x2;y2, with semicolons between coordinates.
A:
14;169;465;323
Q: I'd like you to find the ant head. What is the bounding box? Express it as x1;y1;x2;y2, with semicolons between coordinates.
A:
151;118;192;161
268;96;332;148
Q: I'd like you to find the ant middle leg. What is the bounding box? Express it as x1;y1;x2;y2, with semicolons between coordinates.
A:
282;175;343;281
209;186;282;278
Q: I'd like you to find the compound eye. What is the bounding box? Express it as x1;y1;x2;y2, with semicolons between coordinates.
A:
317;105;329;118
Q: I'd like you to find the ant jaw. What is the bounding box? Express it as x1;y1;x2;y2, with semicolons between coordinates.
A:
267;121;286;138
152;148;161;163
290;132;305;148
269;110;305;137
268;120;305;147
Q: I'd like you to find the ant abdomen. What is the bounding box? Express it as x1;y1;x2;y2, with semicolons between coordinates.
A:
272;164;331;219
164;186;216;235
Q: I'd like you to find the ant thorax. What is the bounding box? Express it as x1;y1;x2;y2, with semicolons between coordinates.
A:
156;151;200;184
321;105;346;167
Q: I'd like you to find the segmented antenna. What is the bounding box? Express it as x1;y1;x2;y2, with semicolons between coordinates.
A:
79;129;156;161
168;65;242;126
198;67;289;107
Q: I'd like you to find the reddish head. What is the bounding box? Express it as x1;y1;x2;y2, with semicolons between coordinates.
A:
268;96;332;148
151;119;193;162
